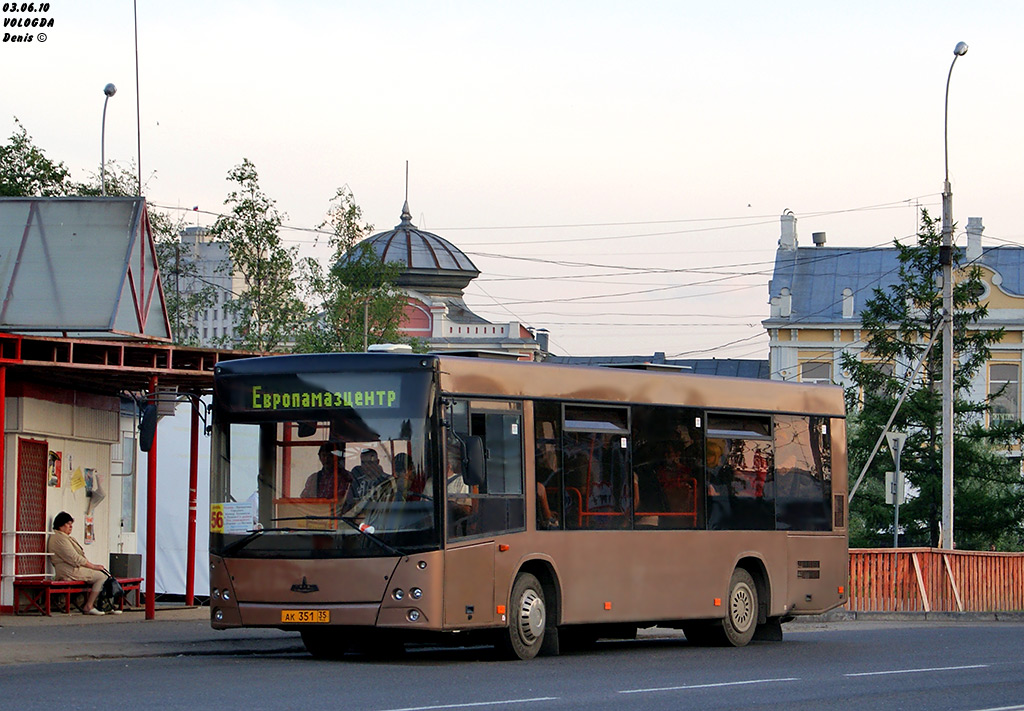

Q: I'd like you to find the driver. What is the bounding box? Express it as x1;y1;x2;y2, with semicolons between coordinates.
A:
341;449;393;515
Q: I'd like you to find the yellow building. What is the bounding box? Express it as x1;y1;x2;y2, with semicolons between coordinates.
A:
763;212;1022;427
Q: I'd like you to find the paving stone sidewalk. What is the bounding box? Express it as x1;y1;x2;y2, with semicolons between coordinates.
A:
0;605;302;666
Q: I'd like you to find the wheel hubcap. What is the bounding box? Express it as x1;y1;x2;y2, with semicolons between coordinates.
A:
517;588;545;644
730;582;754;632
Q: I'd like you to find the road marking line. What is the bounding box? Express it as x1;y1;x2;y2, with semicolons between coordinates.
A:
620;677;800;694
376;697;558;711
969;706;1024;711
845;664;989;677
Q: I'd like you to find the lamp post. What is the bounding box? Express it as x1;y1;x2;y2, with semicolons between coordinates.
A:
940;41;968;550
101;82;117;196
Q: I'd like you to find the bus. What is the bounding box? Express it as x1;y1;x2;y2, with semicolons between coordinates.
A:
209;352;847;659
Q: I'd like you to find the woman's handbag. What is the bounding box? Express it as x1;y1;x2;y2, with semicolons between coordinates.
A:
99;570;125;612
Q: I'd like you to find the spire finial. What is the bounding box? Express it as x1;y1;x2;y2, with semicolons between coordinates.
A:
399;161;413;224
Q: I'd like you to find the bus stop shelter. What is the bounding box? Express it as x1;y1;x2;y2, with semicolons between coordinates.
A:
0;197;254;618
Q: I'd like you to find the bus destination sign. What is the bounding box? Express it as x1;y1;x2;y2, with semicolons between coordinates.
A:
249;384;398;411
218;373;406;414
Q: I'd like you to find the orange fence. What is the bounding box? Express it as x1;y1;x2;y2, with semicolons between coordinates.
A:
847;548;1024;612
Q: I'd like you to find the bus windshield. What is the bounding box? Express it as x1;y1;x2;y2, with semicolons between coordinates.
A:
209;366;439;558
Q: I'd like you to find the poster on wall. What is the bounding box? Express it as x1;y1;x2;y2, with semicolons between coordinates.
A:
70;467;85;492
85;469;106;513
84;514;95;544
48;451;62;487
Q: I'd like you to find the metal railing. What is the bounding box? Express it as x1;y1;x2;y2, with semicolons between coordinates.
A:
848;548;1024;612
1;530;53;580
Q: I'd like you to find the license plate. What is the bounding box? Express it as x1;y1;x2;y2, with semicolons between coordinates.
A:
281;609;330;624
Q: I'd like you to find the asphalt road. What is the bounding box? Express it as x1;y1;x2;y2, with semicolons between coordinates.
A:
1;622;1022;711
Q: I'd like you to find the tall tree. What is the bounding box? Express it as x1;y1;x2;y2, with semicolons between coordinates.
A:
210;159;306;352
0;118;72;196
294;187;408;353
843;209;1024;550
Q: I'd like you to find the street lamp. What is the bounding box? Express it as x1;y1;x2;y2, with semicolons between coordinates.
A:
941;41;968;550
99;82;115;194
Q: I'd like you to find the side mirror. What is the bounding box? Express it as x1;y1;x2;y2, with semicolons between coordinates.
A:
139;404;158;452
462;436;486;487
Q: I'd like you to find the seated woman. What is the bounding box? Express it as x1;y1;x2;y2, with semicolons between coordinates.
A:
47;511;116;616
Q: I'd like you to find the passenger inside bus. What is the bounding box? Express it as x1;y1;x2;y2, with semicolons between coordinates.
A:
563;436;637;530
444;434;475;537
393;452;414;499
300;442;349;500
535;442;560;530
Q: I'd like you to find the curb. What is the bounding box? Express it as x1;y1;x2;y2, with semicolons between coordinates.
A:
790;609;1024;623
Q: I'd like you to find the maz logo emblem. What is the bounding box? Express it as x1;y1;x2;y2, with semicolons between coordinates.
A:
290;577;319;594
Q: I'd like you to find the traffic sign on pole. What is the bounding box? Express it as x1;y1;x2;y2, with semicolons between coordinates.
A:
885;431;907;548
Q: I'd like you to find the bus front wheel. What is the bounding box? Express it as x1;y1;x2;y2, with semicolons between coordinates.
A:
721;568;758;647
300;627;349;659
497;572;546;660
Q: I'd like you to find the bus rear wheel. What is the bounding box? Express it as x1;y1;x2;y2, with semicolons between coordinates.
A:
720;568;758;647
497;572;546;660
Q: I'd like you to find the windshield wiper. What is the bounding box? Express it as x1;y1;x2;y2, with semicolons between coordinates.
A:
270;515;408;557
221;526;300;556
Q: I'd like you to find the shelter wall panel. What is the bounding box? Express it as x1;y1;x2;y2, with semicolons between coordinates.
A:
21;398;72;437
73;407;118;443
4;396;20;431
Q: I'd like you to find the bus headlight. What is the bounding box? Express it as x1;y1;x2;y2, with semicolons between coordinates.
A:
222;590;231;602
410;588;422;600
392;588;405;601
407;609;421;622
214;609;224;621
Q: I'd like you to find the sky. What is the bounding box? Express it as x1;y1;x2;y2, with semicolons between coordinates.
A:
3;1;1023;360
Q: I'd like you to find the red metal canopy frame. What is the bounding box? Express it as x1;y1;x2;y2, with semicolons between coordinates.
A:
0;333;257;619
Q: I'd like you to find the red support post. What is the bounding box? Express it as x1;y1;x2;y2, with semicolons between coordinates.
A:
185;396;199;606
145;376;158;620
0;366;5;618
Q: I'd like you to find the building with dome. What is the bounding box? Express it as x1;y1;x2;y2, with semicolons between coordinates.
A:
360;201;543;360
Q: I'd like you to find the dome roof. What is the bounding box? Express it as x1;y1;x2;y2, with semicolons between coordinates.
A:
361;202;479;295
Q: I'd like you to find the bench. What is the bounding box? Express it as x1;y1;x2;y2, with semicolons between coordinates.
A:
12;576;144;616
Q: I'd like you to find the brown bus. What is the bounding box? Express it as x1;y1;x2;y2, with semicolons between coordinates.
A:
209;352;848;659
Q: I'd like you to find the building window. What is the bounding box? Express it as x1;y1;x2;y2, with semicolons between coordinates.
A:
120;434;137;533
990;363;1020;424
801;361;832;385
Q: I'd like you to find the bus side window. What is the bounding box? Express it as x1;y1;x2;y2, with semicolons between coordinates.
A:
632;405;704;530
706;414;775;531
774;415;832;531
448;401;526;540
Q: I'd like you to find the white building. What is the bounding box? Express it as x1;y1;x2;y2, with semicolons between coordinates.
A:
176;226;242;348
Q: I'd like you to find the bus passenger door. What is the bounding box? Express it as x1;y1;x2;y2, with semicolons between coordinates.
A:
443;541;495;627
